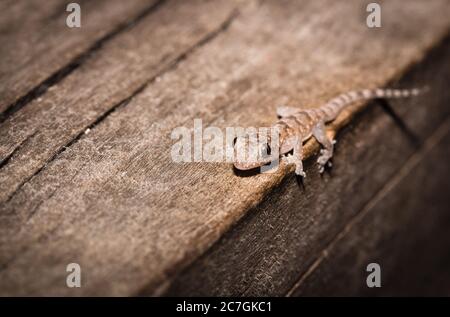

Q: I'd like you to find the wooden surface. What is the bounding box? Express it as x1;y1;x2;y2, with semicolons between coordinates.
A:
291;124;450;296
167;38;450;295
0;0;449;296
0;0;161;115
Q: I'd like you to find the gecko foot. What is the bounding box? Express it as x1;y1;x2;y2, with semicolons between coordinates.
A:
283;154;306;177
318;161;332;174
317;150;333;174
296;168;306;178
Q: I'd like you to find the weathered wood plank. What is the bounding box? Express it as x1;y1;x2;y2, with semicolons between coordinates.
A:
171;122;450;296
0;0;161;114
290;121;450;296
0;0;449;296
166;36;450;296
0;0;239;203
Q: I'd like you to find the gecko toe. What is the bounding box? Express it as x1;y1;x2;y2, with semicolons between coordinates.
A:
296;170;306;178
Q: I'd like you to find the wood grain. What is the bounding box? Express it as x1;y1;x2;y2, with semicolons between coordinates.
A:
0;0;239;203
166;37;450;296
290;120;450;296
0;0;161;114
0;0;449;296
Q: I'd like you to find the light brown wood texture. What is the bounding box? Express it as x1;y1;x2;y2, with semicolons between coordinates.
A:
0;0;449;296
0;0;238;203
0;0;161;114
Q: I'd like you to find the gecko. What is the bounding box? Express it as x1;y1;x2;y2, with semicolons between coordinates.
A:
233;88;424;177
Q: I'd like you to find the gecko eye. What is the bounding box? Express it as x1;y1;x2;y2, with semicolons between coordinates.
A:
233;137;238;146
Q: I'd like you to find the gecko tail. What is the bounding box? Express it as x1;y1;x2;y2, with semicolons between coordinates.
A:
370;86;430;99
326;86;429;111
322;86;429;121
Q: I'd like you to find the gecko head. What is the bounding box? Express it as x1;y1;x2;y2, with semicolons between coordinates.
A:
233;130;279;171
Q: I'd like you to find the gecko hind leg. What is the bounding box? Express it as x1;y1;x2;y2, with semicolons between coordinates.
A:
312;122;334;173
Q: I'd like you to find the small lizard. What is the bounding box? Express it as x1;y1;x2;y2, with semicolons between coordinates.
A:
233;88;424;177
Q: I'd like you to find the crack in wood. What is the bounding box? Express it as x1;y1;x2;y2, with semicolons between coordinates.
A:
285;117;450;296
0;131;37;170
1;9;239;205
376;98;421;148
0;0;167;124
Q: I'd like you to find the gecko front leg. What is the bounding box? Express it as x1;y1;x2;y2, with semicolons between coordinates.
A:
283;135;306;177
312;122;335;173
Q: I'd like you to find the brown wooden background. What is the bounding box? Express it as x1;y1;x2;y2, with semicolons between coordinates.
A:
0;0;449;296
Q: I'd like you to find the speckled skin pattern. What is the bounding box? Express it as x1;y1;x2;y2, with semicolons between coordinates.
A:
234;88;423;177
